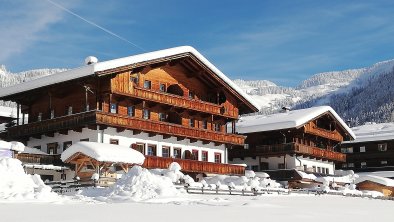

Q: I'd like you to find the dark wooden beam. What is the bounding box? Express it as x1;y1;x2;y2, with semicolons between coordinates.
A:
163;134;171;139
189;138;197;143
177;136;185;141
133;130;142;135
99;125;108;130
73;128;83;133
116;127;126;133
45;132;54;137
148;132;157;137
58;130;68;135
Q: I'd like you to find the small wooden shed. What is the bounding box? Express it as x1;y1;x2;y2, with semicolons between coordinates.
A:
61;142;145;184
356;175;394;197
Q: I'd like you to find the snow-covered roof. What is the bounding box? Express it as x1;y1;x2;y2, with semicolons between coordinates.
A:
61;142;145;165
356;175;394;187
0;46;259;111
236;106;355;139
343;122;394;143
0;140;25;152
356;171;394;179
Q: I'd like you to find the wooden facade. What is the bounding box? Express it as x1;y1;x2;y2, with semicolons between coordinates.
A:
1;52;257;176
338;139;394;172
357;181;394;197
230;112;350;173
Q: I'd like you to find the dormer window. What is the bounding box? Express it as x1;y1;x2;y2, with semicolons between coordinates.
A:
110;103;117;114
159;83;166;92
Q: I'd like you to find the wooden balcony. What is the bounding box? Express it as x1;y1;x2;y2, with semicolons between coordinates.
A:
16;153;63;165
142;156;245;175
113;87;237;118
229;142;346;162
7;111;245;145
96;112;244;145
304;124;343;142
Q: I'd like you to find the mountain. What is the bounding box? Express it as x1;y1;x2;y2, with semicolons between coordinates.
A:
0;65;67;107
235;59;394;125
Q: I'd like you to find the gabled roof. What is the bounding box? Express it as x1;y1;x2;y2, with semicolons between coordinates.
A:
0;46;259;112
236;106;355;139
343;122;394;143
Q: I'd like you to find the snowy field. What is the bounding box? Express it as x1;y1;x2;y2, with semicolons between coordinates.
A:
1;194;393;222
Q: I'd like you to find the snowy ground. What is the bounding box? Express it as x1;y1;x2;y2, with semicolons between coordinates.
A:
1;194;392;222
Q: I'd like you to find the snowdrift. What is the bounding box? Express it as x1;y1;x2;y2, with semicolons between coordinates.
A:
0;157;59;201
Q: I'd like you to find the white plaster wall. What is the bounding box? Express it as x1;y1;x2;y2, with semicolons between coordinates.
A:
102;127;226;163
27;128;98;154
295;156;334;174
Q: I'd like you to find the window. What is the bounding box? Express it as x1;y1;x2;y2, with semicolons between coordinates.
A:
110;103;117;114
110;139;119;145
147;144;156;156
33;145;41;150
360;146;366;152
159;113;167;122
50;109;55;119
360;162;367;168
130;74;139;85
47;143;58;155
143;109;150;119
202;151;208;161
244;144;249;149
325;168;330;175
192;150;199;160
348;162;354;168
132;143;145;154
63;141;72;151
159;83;166;92
347;147;353;153
303;164;308;171
173;148;182;158
214;153;222;163
202;120;207;129
381;160;388;165
312;166;316;172
317;167;321;173
278;163;285;169
342;163;347;168
188;91;195;99
67;106;73;115
144;80;152;89
80;138;89;142
37;113;42;122
251;165;259;172
127;106;135;117
215;123;221;132
189;118;195;127
162;146;170;158
378;143;387;152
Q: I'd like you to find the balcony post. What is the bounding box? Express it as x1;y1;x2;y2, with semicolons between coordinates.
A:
16;103;20;126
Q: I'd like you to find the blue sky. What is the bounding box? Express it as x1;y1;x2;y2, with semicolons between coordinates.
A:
1;0;394;86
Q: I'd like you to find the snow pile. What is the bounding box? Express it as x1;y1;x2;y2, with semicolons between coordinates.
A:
83;165;183;202
0;140;25;152
0;157;58;201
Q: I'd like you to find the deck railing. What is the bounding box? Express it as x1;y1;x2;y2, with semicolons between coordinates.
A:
113;87;237;118
143;156;245;175
16;153;63;165
304;124;343;141
96;112;245;145
229;142;346;162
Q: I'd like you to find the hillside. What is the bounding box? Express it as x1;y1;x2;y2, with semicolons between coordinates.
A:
235;59;394;125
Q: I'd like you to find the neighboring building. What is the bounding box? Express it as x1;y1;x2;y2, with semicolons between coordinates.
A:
0;46;258;181
229;106;355;179
338;122;394;172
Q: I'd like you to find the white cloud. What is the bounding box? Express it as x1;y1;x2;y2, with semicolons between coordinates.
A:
0;0;77;62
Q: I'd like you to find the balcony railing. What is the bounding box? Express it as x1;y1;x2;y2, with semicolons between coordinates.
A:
229;142;346;162
16;153;63;165
304;124;343;141
113;87;237;118
143;156;245;175
7;111;245;145
96;112;245;145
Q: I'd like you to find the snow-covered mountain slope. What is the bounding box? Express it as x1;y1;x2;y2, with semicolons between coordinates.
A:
0;65;67;107
235;59;394;125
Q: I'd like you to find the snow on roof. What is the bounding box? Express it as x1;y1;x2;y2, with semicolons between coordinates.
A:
0;140;25;152
0;46;259;111
236;106;355;139
356;171;394;179
343;122;394;143
356;175;394;187
61;142;145;165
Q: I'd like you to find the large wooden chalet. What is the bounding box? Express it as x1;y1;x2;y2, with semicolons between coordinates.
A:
338;122;394;172
0;46;258;181
229;106;355;179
